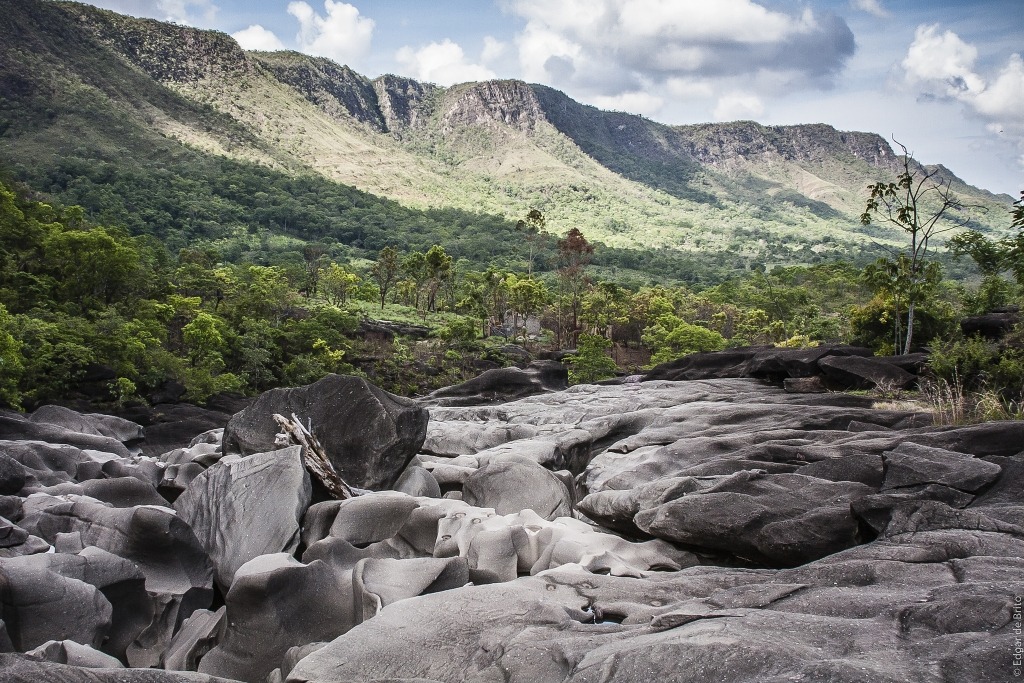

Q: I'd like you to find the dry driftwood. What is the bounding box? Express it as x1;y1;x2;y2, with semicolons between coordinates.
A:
273;413;354;499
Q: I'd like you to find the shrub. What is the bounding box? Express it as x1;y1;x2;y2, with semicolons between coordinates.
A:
566;334;618;385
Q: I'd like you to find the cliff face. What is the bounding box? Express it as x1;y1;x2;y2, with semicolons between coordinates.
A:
60;2;253;83
673;121;898;168
437;80;546;132
254;53;386;132
373;75;440;133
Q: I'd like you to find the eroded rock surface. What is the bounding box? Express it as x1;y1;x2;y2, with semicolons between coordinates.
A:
0;369;1020;683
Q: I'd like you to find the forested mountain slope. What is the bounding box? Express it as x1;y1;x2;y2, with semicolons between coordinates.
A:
0;0;1013;269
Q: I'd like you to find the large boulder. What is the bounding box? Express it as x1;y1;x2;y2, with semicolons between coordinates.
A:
882;442;1002;493
0;561;111;652
420;361;568;407
29;405;144;445
198;554;352;683
15;495;215;667
0;414;131;459
633;470;873;566
461;459;573;520
817;354;918;390
136;404;235;458
222;375;428;490
287;547;1019;683
174;446;312;592
0;653;237;682
5;548;153;663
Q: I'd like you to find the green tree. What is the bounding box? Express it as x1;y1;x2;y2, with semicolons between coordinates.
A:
321;263;360;307
302;243;328;298
401;251;428;310
370;246;401;310
860;140;969;354
566;333;618;384
947;190;1024;308
556;227;594;347
506;274;548;346
515;209;546;277
642;314;726;366
582;282;630;342
0;304;24;407
862;254;943;353
44;226;144;308
424;245;453;312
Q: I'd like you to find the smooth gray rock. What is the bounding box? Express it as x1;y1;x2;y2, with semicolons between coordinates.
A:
0;561;111;652
420;361;568;406
288;543;1018;683
0;451;26;494
174;446;311;592
817;354;918;390
24;640;124;669
352;556;469;624
29;405;144;445
0;440;98;488
882;442;1002;492
164;607;226;673
223;375;428;490
461;459;573;520
4;548;152;663
634;470;873;566
394;466;441;498
0;653;239;682
198;554;352;683
302;493;419;548
0;415;131;458
15;495;214;667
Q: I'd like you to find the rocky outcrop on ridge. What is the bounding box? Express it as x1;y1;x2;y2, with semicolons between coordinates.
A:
0;361;1019;682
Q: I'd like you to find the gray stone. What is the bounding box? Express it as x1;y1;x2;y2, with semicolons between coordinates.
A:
198;554;352;683
223;375;427;490
462;459;573;520
24;640;124;669
164;607;226;673
174;446;311;592
817;354;918;390
882;442;1002;492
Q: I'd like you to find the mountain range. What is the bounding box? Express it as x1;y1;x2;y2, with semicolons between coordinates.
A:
0;0;1014;271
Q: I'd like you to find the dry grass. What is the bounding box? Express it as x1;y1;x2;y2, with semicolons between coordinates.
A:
919;376;1024;426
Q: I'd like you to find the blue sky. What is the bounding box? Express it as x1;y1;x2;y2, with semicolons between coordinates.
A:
85;1;1023;197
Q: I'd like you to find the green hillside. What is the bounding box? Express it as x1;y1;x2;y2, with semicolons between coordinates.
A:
0;0;1014;274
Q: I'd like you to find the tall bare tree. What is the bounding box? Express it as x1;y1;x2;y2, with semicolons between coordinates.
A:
860;140;970;354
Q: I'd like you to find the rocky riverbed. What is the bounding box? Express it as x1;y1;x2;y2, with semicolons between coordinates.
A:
0;349;1020;682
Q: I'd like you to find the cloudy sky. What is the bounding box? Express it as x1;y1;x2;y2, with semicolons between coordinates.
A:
86;0;1023;197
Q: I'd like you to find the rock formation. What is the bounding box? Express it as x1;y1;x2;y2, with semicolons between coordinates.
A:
0;358;1018;682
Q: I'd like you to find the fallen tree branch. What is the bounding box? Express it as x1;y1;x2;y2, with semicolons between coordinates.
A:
273;413;354;499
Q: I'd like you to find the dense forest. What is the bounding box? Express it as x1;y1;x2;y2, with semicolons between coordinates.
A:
2;164;1023;418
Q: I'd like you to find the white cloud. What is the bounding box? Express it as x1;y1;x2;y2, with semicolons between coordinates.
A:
899;25;1024;185
901;24;984;97
973;54;1024;126
591;91;665;117
481;36;507;64
900;26;1024;131
85;0;218;26
850;0;888;18
395;39;497;86
504;0;854;110
665;77;715;100
713;93;765;121
157;0;216;24
232;25;286;52
287;1;374;66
